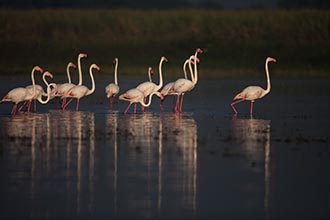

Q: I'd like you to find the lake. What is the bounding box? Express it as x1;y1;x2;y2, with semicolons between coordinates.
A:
0;76;329;220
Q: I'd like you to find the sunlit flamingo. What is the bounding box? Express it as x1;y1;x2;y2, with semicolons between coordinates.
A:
172;48;203;113
58;53;87;107
0;66;43;115
25;71;54;112
119;89;163;114
136;56;167;112
231;57;277;115
62;64;100;111
105;57;120;110
160;54;199;110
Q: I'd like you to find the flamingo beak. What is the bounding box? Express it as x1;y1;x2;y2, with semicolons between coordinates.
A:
72;64;77;69
160;94;164;100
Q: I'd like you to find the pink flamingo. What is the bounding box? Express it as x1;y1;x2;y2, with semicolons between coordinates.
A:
58;53;87;107
231;57;277;115
0;66;43;115
105;57;120;110
172;48;203;113
55;62;77;96
135;56;167;112
119;89;163;114
24;71;54;112
62;64;100;111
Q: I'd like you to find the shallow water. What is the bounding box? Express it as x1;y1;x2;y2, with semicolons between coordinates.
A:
0;77;330;220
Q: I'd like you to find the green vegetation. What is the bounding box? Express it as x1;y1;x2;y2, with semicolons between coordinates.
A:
0;9;329;78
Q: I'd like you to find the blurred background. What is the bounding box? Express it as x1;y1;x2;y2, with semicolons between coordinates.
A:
0;0;329;78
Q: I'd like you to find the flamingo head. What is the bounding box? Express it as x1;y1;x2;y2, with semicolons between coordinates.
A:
79;53;88;58
44;71;54;79
113;57;118;64
94;64;101;71
233;93;244;100
35;66;44;73
69;62;77;69
196;48;203;54
162;56;168;62
149;67;154;75
267;57;277;63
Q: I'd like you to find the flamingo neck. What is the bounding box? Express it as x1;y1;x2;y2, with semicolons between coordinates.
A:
30;66;37;98
38;83;55;104
188;58;194;82
42;72;50;87
114;59;118;85
183;59;189;79
86;65;96;96
141;92;159;107
193;51;199;85
156;58;164;91
148;67;152;82
77;56;84;86
265;59;271;94
66;63;72;84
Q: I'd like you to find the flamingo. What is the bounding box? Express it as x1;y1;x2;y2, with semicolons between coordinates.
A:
172;48;203;113
231;57;277;115
160;54;199;110
0;66;43;115
105;57;120;110
119;89;163;114
24;71;54;112
62;64;100;111
58;53;87;107
37;83;58;104
136;56;167;112
55;62;77;96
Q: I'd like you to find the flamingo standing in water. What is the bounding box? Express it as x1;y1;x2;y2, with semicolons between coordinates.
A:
135;56;167;112
62;64;100;111
172;48;203;113
231;57;277;115
55;62;77;96
119;89;163;114
58;53;87;107
105;57;120;110
0;66;43;115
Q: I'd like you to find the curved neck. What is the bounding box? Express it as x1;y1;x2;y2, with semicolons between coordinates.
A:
264;60;271;94
114;59;118;85
193;51;199;85
77;56;84;86
141;92;159;107
188;59;194;82
42;72;51;87
183;59;189;79
30;67;37;97
66;63;72;84
156;58;165;90
86;65;96;96
38;83;55;104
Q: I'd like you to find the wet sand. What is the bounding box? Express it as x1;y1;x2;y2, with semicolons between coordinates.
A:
0;77;329;220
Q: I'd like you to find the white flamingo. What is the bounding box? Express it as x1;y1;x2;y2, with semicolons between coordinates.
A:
55;62;77;96
119;89;163;114
105;57;120;110
136;56;167;112
172;48;203;113
231;57;277;115
0;66;43;115
62;64;100;111
58;53;87;107
25;71;54;112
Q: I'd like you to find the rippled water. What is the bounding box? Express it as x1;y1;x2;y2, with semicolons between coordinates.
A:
0;78;330;220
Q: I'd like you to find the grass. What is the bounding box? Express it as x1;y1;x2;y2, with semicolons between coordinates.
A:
0;8;329;78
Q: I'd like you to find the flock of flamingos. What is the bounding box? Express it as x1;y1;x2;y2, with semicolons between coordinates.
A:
0;48;276;115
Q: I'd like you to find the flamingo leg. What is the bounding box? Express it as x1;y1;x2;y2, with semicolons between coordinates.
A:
134;104;137;114
141;97;146;112
18;101;27;113
62;98;73;110
230;99;245;114
110;97;113;110
61;98;67;109
11;104;17;115
124;103;132;114
76;99;80;111
33;99;37;113
250;101;254;115
174;95;180;113
179;94;184;113
27;101;32;113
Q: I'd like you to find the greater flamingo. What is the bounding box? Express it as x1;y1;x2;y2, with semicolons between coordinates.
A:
55;62;77;97
62;64;100;111
119;89;163;114
172;48;203;113
0;66;43;115
136;56;167;112
105;57;120;110
58;53;87;107
231;57;277;115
